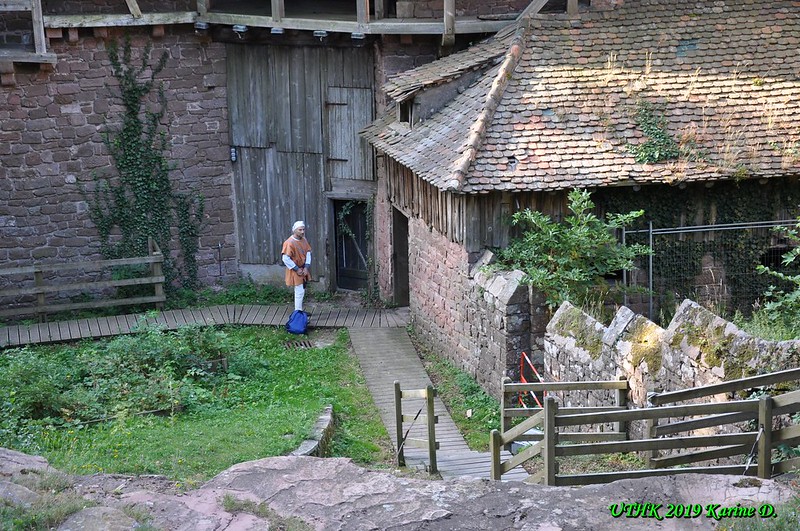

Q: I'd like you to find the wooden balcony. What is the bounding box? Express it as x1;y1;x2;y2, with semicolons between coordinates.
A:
40;0;523;36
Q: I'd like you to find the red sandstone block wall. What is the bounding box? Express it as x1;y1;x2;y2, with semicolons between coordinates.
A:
0;27;237;283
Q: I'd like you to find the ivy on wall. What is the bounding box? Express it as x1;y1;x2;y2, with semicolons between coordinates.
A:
84;36;204;291
596;178;800;317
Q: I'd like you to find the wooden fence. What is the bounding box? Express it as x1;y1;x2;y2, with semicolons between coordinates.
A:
491;377;629;481
0;238;165;322
394;381;439;474
491;368;800;485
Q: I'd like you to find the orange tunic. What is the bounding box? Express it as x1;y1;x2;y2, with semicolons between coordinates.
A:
282;236;312;287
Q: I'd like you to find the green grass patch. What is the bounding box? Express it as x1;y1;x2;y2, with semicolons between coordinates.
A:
717;495;800;531
410;334;499;452
0;326;391;484
734;309;800;341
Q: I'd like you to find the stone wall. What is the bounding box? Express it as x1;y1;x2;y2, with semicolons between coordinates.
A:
0;27;237;286
545;299;800;432
407;217;532;397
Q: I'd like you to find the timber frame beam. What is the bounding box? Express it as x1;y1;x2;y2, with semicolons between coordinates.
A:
41;0;516;35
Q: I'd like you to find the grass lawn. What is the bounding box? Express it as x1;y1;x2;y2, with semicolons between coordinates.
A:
0;325;392;487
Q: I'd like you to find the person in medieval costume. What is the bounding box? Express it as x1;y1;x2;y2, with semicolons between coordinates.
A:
282;220;312;312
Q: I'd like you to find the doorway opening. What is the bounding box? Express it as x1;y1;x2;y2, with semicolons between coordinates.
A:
392;207;410;306
334;200;369;290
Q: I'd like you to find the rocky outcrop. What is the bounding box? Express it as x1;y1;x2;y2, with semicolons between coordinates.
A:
1;447;796;531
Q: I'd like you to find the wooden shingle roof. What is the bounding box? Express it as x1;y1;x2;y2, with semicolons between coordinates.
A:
364;0;800;194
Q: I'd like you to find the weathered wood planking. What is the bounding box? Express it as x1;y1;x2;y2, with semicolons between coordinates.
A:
326;86;374;181
227;44;271;148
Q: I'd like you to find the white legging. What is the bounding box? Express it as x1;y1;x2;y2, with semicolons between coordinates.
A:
294;284;305;312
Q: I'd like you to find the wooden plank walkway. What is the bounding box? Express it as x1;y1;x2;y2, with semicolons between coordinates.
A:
0;304;410;348
348;328;528;482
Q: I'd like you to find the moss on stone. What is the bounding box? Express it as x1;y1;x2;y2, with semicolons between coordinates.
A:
556;305;604;360
628;319;662;373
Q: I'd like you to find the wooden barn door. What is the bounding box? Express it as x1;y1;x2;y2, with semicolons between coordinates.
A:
228;42;374;288
228;44;326;275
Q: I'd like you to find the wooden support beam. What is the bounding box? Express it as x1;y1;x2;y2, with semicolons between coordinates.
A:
356;0;369;25
30;0;46;54
374;0;383;20
45;27;63;39
197;0;208;16
151;24;165;38
271;0;284;23
0;1;32;11
43;12;196;28
442;0;455;48
93;27;108;39
567;0;578;16
125;0;143;18
67;27;79;42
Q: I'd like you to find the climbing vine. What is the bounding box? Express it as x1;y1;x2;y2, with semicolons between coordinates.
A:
596;179;800;319
629;100;680;164
84;35;204;291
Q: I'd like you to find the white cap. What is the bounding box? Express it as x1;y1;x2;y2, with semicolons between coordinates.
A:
292;220;305;231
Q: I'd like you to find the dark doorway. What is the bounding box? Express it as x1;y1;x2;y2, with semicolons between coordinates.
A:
392;207;410;306
334;200;369;290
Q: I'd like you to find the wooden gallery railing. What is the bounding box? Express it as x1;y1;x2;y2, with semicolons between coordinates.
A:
492;368;800;486
0;238;166;322
491;376;629;481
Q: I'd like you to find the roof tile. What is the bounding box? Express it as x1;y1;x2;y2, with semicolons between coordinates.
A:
364;0;800;193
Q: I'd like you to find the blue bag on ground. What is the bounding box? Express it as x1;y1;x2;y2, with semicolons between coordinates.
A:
286;310;308;335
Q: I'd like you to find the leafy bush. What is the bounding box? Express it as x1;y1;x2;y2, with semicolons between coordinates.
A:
755;220;800;338
494;189;649;307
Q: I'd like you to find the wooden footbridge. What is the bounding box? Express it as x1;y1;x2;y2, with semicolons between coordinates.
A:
0;304;408;348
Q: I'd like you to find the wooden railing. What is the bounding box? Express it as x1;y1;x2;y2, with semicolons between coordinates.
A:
491;377;629;480
0;238;165;321
493;368;800;486
394;381;438;474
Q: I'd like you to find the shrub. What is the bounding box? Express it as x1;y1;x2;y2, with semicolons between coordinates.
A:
494;189;649;308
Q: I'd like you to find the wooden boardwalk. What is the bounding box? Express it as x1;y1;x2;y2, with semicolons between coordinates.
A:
0;305;523;482
349;328;528;482
0;304;410;348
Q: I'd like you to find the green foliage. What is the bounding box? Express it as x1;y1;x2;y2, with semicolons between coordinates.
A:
413;336;499;452
0;491;94;530
755;220;800;337
84;35;204;291
0;327;391;482
629;100;680;164
494;190;649;308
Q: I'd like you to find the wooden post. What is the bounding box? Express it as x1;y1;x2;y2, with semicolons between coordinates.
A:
614;375;627;437
757;395;773;479
374;0;383;19
149;237;165;309
442;0;455;48
394;380;405;467
356;0;369;25
501;376;512;452
197;0;208;16
34;269;45;323
543;396;558;486
490;429;502;480
567;0;579;16
645;418;658;468
31;0;46;55
271;0;284;23
426;385;437;474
